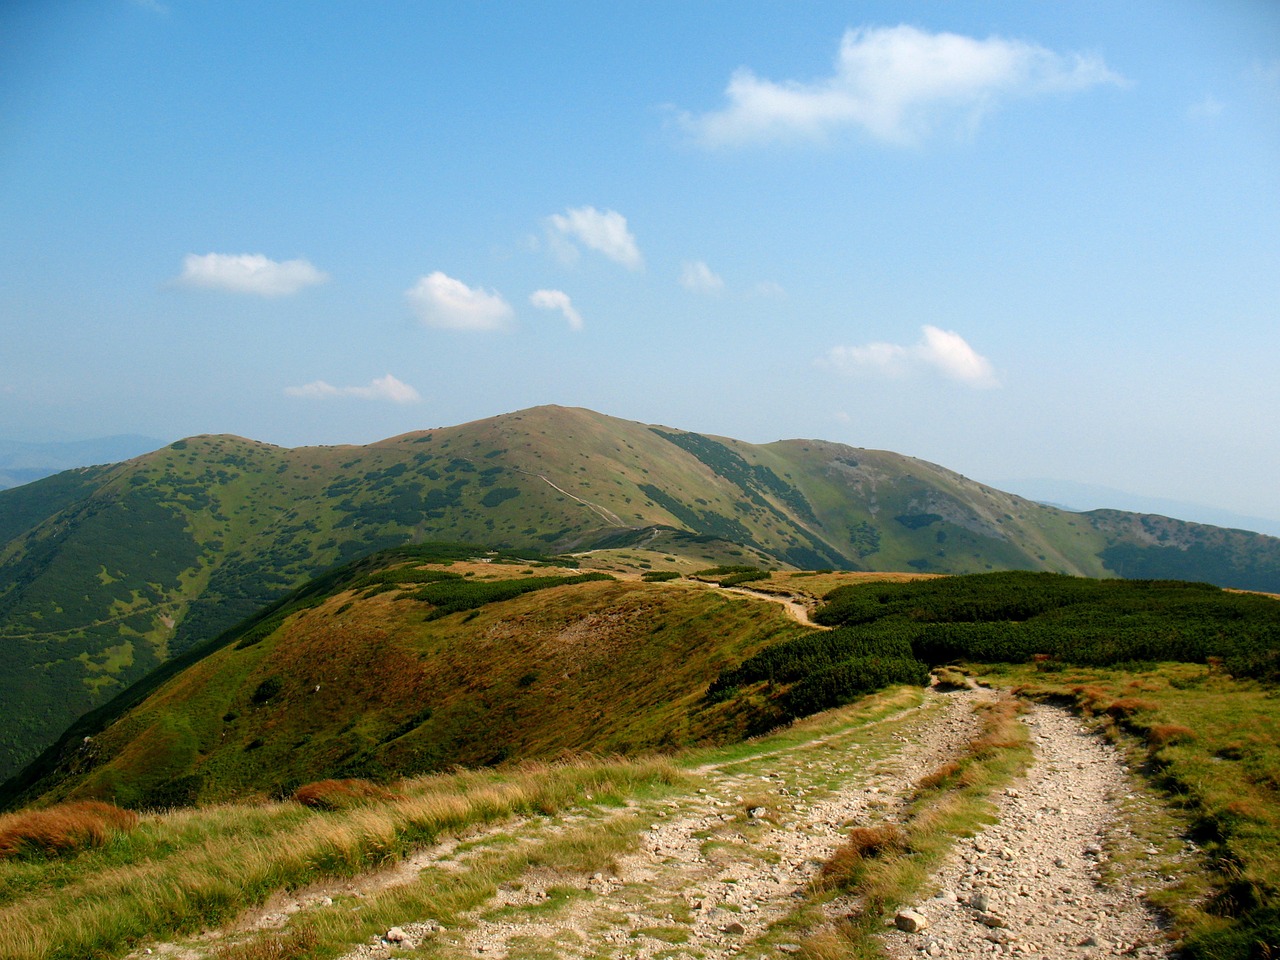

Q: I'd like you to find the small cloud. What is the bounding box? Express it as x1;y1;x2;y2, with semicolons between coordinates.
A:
284;373;421;404
679;260;725;295
1188;94;1224;120
529;289;584;330
546;206;643;269
819;324;998;388
406;271;513;331
176;253;328;297
680;24;1125;147
131;0;168;12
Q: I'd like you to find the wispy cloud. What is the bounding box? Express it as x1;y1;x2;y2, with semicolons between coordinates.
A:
176;253;328;296
284;373;421;403
681;25;1125;147
820;325;999;388
406;271;513;331
679;260;724;295
546;206;643;269
529;289;584;330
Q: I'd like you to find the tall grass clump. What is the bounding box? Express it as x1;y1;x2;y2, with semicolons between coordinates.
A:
0;755;683;960
293;779;395;810
0;802;137;860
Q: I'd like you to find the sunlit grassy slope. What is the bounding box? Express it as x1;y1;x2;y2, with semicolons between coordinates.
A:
2;403;1278;782
14;548;811;808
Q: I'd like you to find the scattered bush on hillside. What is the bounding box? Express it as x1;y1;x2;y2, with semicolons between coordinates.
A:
293;779;395;810
783;657;931;718
351;567;462;592
707;569;1279;735
251;676;283;704
708;625;917;696
413;572;613;619
0;801;138;859
692;565;759;580
641;570;681;582
719;570;772;587
814;572;1280;682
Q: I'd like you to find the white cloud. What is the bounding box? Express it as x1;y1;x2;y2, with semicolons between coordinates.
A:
284;374;421;404
177;253;328;296
546;206;643;269
529;289;584;330
406;271;513;331
820;324;998;388
680;260;725;295
682;25;1125;147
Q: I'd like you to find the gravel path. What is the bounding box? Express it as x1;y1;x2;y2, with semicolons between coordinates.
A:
346;686;997;959
881;702;1173;960
130;688;1180;960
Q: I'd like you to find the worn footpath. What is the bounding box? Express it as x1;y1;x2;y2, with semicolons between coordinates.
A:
133;685;1181;960
882;702;1174;959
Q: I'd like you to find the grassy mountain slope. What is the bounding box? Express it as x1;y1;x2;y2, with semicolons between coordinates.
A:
11;545;809;808
2;404;1279;781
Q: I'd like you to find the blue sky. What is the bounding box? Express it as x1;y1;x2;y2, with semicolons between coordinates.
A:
2;1;1278;521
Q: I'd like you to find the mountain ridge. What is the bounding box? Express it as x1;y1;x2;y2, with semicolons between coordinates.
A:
2;403;1279;782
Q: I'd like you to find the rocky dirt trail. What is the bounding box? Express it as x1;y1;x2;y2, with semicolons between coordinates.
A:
133;685;1181;960
882;702;1174;960
336;686;997;959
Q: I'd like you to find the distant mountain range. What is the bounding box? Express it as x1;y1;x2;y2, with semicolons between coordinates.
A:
0;435;165;490
998;477;1280;539
1;404;1278;782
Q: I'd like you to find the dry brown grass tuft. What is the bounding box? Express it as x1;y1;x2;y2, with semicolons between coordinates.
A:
1105;697;1159;720
0;801;138;859
967;699;1025;756
1072;685;1110;715
293;779;396;810
815;824;907;890
1147;724;1197;748
916;760;963;792
932;667;969;691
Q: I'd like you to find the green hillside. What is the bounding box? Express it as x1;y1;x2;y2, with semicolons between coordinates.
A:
6;544;810;808
2;404;1279;781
